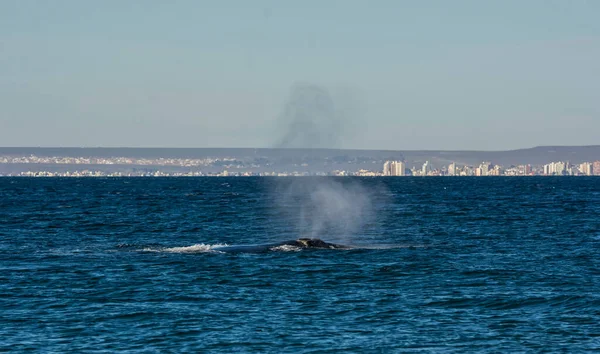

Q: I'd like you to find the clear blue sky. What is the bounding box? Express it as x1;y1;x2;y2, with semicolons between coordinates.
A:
1;0;599;150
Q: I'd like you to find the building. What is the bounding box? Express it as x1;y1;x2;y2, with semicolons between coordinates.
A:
448;162;457;176
488;165;502;176
422;161;430;176
579;162;593;176
476;162;492;176
383;161;406;176
555;162;566;175
594;161;600;176
544;161;567;176
383;161;391;176
393;161;406;176
461;166;474;176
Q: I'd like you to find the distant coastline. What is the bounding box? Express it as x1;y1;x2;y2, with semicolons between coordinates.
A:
1;146;599;177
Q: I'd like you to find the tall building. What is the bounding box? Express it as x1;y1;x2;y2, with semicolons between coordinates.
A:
544;162;556;175
554;162;566;175
579;162;593;176
478;162;492;176
422;161;430;176
383;161;391;176
544;161;567;175
383;161;405;176
393;161;406;176
594;161;600;176
489;165;502;176
448;162;457;176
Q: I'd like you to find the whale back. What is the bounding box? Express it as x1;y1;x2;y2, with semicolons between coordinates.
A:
296;238;345;249
213;238;351;253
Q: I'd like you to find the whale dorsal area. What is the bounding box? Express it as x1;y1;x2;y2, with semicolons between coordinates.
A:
294;238;349;249
213;238;352;253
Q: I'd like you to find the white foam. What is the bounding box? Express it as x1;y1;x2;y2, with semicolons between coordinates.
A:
269;245;302;252
142;243;229;254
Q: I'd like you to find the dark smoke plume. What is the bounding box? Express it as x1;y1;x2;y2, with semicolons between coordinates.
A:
275;83;342;149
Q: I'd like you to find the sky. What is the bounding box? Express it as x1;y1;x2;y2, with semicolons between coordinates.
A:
1;0;599;151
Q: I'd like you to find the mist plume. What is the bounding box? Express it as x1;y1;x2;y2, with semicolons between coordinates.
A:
270;83;380;245
273;178;377;244
275;83;342;149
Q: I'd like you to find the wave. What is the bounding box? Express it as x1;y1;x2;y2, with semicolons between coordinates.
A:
268;244;303;252
141;243;229;254
138;242;421;254
129;237;425;255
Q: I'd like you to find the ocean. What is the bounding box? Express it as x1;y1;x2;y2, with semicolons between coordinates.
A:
1;177;599;352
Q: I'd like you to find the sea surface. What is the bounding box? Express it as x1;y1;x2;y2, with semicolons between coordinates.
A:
1;177;600;352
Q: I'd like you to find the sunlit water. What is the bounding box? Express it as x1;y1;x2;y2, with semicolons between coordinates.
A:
1;177;600;352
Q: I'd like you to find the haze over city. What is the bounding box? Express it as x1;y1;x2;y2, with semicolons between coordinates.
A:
1;1;599;150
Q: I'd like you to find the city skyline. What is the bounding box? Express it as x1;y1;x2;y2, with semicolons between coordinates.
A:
5;160;600;177
1;146;599;177
390;160;600;177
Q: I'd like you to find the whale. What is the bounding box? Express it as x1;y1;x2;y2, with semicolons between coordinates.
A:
212;238;353;253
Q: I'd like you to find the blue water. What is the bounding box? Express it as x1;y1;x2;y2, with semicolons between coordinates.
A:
2;177;600;352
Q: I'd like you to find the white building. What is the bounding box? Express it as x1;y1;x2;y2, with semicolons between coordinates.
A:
422;161;430;176
383;161;391;176
579;162;593;176
394;161;406;176
555;162;566;175
544;161;567;175
448;162;457;176
475;162;492;176
383;160;405;176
